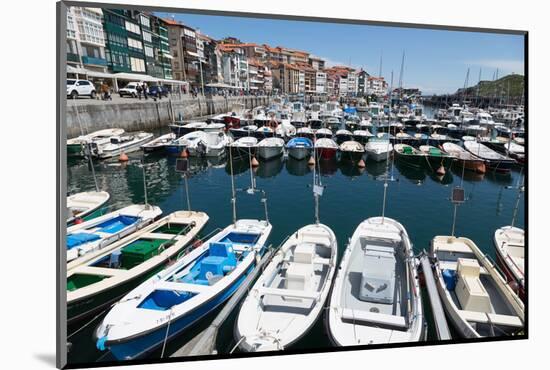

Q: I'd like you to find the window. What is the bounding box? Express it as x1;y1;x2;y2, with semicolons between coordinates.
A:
140;15;150;28
125;21;140;34
144;46;154;58
130;57;146;72
78;81;90;86
142;31;152;43
128;38;143;50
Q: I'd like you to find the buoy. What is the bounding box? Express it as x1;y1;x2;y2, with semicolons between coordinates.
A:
436;165;446;176
74;217;84;225
251;156;259;167
357;159;366;168
180;148;188;158
118;152;129;162
308;156;315;166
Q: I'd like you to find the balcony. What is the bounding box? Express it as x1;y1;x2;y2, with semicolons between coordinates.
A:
67;53;80;63
82;55;107;66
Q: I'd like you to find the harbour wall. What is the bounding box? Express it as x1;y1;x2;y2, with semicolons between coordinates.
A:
66;95;273;138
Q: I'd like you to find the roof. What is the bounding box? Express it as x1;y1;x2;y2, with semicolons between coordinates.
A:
162;18;181;26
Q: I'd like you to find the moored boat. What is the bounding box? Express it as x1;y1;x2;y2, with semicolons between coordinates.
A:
257;137;285;161
418;145;454;173
393;143;426;168
227;136;258;159
463;141;515;173
67;191;110;225
442;142;486;174
67;211;209;324
335;129;353;144
315;128;333;139
327;217;424;346
95;218;271;360
339;140;365;162
494;226;525;302
140;133;176;154
364;136;393;162
352;130;373;144
67;204;162;263
297;127;315;140
230;125;258;139
92;132;154;159
235;223;337;351
315;138;338;160
286;137;313;160
67;128;125;157
431;235;524;338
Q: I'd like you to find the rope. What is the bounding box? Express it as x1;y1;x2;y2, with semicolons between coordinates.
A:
160;308;174;358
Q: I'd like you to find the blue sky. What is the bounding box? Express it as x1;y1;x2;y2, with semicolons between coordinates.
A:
157;12;525;94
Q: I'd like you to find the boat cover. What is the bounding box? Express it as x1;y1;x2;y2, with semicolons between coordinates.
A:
67;233;101;249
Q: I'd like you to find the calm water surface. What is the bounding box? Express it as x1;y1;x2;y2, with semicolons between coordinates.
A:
66;127;525;365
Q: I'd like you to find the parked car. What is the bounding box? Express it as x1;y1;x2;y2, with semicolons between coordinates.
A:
119;82;141;98
67;79;96;99
147;85;169;98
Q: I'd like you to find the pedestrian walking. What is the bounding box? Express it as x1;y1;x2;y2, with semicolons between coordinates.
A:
143;82;148;100
136;83;142;100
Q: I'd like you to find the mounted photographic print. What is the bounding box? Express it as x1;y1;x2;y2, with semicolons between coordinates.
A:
57;1;527;368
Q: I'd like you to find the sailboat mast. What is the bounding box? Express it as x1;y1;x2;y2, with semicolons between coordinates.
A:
313;142;320;224
229;143;237;225
511;175;525;228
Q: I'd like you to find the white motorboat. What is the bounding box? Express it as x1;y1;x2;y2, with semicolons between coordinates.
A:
67;204;162;263
257;137;285;161
67;128;125;157
286;137;313;160
185;131;233;157
315;128;333;139
314;138;338;160
463;140;515;173
204;123;226;133
235;224;337;351
95;219;271;360
67;191;110;225
275;121;297;139
297;127;315;140
228;136;258;159
365;137;393;162
431;235;524;338
327;217;424;346
92;132;154;159
353;130;373;144
494;226;525;302
335;129;353;144
140;133;176;153
339;141;365;162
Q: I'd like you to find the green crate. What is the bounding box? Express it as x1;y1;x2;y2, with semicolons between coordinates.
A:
120;238;167;269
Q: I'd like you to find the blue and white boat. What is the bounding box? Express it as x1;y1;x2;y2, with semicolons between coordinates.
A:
286;137;313;160
95;219;272;360
67;204;162;263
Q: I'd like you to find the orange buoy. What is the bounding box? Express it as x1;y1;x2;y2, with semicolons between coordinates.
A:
436;165;445;176
308;156;315;166
251;156;259;167
74;217;84;224
180;148;188;158
118;152;129;162
357;159;366;168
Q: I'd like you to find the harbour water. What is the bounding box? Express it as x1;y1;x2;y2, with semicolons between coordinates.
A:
66;126;525;364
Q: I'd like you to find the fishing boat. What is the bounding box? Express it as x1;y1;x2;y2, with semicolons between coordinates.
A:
431;235;524;338
335;129;353;144
327;217;424;346
365;136;393;162
494;227;525;302
67;128;125;157
393;143;426;168
168;121;208;137
339;141;365;162
505;142;525;164
230;125;258;139
463;141;515;173
257;138;285;161
393;132;415;145
286;137;313;160
95;218;272;360
67;204;162;263
227;136;258;159
67;191;110;225
442;142;486;174
297;127;315;140
186;131;232;158
254;126;276;139
315;128;333;139
141;133;176;154
235;224;337;351
315;138;338;160
67;211;209;324
92;132;154;159
352;130;373;144
418;145;454;173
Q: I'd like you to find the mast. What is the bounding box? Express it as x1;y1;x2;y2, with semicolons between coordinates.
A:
229;142;237;225
398;51;405;102
313;139;320;224
511;175;525;228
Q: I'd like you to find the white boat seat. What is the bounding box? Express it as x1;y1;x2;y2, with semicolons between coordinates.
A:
142;232;178;240
73;266;124;278
156;281;212;294
294;243;315;264
258;287;319;300
286;262;313;290
460;310;523;328
313;257;331;265
341;308;408;329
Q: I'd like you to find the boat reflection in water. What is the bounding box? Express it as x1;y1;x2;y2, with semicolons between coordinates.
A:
255;157;284;179
485;170;514;186
364;159;388;179
395;160;426;183
224;157;251;176
339;161;365;178
286;157;312;176
318;157;338;177
450;165;485;182
428;170;454;185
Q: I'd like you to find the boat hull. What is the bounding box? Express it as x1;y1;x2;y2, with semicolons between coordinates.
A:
67;143;84;157
340;150;364;162
257;146;283;161
395;152;425;168
287;147;311;160
495;252;525;302
315;147;337;160
107;264;254;360
453;158;486;174
228;146;257;160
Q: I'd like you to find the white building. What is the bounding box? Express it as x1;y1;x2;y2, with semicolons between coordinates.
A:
347;71;358;96
315;71;327;94
367;76;388;96
339;76;348;96
66;7;107;72
298;70;305;93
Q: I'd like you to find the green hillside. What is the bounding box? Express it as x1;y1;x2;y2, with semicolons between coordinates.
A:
456;74;524;97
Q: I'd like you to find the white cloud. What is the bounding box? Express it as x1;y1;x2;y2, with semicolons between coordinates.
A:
464;59;524;74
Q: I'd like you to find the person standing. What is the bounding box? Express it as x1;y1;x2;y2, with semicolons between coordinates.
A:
136;83;142;100
143;82;148;100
